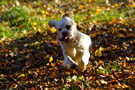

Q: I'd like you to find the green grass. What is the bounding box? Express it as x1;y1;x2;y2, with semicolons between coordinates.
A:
0;0;134;40
0;6;29;38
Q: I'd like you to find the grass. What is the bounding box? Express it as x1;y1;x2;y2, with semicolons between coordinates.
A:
0;6;29;38
0;0;134;40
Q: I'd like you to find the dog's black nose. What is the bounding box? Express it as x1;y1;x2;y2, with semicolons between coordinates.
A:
62;31;68;37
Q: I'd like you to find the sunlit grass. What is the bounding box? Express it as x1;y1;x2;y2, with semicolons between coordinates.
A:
0;0;134;40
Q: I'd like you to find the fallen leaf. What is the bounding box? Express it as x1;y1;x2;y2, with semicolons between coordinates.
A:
98;60;103;66
78;76;84;80
49;56;53;63
50;27;57;33
18;74;25;78
95;49;102;56
79;5;84;10
32;22;37;26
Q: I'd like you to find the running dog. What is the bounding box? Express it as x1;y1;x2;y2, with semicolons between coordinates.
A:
48;14;92;71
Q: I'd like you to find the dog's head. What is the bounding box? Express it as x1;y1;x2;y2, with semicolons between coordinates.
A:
48;14;77;43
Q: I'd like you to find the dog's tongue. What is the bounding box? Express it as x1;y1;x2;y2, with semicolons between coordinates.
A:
58;35;71;43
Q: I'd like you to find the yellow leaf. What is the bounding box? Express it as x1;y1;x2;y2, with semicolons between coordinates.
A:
45;11;49;15
33;27;37;31
46;63;49;66
132;4;135;7
128;76;135;79
45;55;50;58
95;49;102;56
42;15;46;18
73;70;78;74
78;75;84;80
98;60;103;65
67;78;72;82
122;84;129;88
95;9;101;15
29;18;31;22
0;40;5;46
32;22;37;26
36;68;40;73
49;56;53;63
50;27;57;33
0;40;5;49
49;68;53;70
114;3;118;7
13;84;18;88
118;28;123;31
88;0;92;3
124;23;129;26
79;5;84;10
51;63;56;67
122;62;127;67
41;10;45;14
18;74;25;78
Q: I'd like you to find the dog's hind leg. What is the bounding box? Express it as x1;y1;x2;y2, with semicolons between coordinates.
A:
78;51;90;71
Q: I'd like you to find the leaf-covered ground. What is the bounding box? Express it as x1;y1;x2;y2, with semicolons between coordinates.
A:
0;0;135;89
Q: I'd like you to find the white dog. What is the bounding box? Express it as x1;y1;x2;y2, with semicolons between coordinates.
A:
48;14;92;71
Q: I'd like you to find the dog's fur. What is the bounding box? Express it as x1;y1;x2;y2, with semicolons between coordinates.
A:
48;14;92;71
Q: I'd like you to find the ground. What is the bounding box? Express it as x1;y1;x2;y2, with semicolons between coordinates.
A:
0;0;135;89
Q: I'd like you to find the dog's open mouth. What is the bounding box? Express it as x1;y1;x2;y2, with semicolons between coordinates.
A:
58;35;72;43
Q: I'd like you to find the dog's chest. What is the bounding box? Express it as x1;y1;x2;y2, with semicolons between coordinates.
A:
61;42;82;60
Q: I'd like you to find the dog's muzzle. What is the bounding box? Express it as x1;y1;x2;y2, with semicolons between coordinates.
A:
58;34;72;43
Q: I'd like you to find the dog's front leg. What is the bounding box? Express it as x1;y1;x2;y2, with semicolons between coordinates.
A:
78;50;90;71
61;55;76;69
61;55;68;68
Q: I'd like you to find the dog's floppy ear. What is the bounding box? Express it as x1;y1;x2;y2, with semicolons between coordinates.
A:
62;14;74;20
48;20;56;28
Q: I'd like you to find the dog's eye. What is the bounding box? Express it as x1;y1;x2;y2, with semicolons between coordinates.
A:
66;25;71;30
58;28;62;31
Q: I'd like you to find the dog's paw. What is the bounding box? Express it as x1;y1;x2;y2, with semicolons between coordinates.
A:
70;64;77;69
61;64;69;69
61;65;66;69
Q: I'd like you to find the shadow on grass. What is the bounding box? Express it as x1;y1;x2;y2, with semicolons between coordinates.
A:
0;30;62;75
